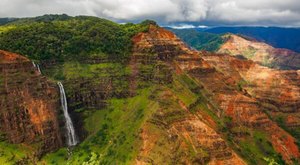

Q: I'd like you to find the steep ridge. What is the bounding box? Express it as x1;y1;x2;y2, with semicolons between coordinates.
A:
218;34;300;70
0;50;62;159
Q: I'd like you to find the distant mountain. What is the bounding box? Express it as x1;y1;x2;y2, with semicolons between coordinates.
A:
0;14;72;25
206;27;300;53
0;18;18;25
167;28;224;51
218;34;300;70
170;27;300;69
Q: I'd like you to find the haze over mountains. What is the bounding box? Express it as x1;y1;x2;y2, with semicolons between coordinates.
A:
0;14;299;165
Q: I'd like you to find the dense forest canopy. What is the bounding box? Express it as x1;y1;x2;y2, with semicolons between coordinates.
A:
0;14;153;61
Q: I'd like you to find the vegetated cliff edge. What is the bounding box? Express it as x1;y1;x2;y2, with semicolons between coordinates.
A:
0;50;62;160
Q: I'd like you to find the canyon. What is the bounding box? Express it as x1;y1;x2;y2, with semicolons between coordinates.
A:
0;18;299;165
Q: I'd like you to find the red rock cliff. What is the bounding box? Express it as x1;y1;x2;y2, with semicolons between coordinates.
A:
0;50;62;156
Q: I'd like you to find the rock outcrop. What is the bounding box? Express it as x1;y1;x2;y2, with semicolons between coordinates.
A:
0;50;62;156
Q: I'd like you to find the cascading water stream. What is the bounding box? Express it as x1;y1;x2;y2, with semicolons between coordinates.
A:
32;61;41;74
36;64;41;74
32;61;36;68
57;82;78;146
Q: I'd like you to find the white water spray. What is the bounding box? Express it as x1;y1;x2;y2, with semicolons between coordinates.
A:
57;82;78;146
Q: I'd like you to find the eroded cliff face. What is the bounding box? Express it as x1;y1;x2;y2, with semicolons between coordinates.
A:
199;53;300;162
131;25;300;164
135;90;246;165
218;34;300;70
0;50;62;157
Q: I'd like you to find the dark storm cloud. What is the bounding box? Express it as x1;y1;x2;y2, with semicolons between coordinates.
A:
0;0;299;26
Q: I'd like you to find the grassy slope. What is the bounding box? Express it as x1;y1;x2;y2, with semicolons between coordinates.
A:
0;142;28;164
42;87;159;164
40;72;204;164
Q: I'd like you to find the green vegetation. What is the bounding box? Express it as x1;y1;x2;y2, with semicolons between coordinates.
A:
0;25;16;33
171;74;198;106
237;131;285;165
237;79;248;91
169;28;225;51
0;141;27;164
41;71;214;164
275;115;300;150
0;15;151;61
43;88;159;164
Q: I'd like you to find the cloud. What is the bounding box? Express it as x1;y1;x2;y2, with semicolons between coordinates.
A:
167;24;196;29
167;24;208;29
0;0;300;26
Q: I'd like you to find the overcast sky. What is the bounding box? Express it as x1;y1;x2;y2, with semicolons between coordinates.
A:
1;0;300;27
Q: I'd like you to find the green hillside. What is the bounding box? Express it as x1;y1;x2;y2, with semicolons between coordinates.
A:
168;28;225;52
0;14;151;61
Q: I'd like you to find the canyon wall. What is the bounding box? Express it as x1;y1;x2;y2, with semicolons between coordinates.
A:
0;50;62;156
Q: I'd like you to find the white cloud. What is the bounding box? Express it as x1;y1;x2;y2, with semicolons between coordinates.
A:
198;25;208;28
0;0;300;26
167;24;209;29
168;24;196;29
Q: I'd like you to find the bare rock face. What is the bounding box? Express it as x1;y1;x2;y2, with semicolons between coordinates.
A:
218;34;300;70
0;50;62;156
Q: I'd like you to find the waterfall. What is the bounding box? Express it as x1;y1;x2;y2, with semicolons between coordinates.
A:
32;61;36;68
57;82;78;146
36;64;41;74
32;61;41;74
